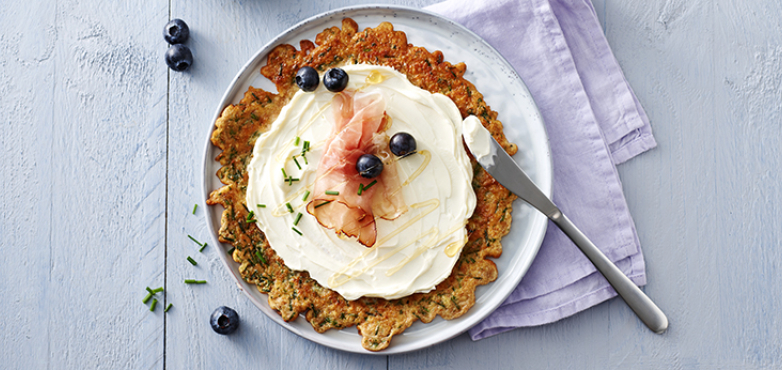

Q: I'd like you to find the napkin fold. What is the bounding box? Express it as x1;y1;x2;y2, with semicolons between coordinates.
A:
425;0;657;339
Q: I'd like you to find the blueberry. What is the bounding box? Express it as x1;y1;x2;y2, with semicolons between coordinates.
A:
164;19;190;44
323;68;349;92
210;306;240;335
296;66;319;92
356;154;383;178
165;44;193;72
389;132;417;157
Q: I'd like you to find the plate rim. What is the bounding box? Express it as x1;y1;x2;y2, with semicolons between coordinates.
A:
201;4;552;355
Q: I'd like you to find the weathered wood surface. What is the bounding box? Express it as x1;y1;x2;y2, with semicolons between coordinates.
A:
2;0;781;368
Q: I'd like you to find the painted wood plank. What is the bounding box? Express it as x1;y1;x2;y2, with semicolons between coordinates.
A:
606;0;782;368
0;1;57;368
0;0;169;369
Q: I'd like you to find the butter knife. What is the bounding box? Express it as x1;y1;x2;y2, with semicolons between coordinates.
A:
462;117;668;334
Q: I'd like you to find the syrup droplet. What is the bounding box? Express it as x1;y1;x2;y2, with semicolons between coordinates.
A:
366;70;387;85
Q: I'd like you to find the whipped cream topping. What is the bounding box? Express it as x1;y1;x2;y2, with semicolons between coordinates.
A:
245;64;476;300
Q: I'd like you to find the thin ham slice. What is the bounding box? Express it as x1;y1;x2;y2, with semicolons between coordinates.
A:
306;91;407;247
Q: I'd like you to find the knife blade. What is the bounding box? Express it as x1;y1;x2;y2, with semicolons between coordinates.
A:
462;117;668;334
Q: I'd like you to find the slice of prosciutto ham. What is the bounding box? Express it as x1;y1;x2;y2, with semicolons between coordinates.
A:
306;90;407;247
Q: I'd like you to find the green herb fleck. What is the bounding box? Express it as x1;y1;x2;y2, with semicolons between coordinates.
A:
363;180;377;191
286;202;294;213
187;235;203;247
146;287;155;295
152;287;164;294
294;212;302;226
293;156;301;170
292;227;303;236
357;183;364;195
192;204;198;214
246;210;256;223
184;279;207;284
142;292;153;304
187;256;197;266
295;136;300;146
199;243;207;253
255;250;267;264
325;190;339;196
281;168;288;179
314;200;332;209
149;299;158;312
164;303;173;313
302;190;310;202
257;204;266;208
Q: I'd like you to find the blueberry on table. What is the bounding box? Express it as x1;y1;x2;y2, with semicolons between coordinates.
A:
210;306;240;335
163;19;190;44
389;132;417;157
165;44;193;72
324;67;349;92
296;66;319;92
356;154;383;178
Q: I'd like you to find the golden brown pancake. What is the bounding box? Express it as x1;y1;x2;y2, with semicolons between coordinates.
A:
207;18;517;351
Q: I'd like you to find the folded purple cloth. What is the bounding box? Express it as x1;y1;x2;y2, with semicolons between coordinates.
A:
425;0;657;339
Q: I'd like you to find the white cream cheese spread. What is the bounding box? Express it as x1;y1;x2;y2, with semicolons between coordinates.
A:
462;115;497;167
245;64;476;300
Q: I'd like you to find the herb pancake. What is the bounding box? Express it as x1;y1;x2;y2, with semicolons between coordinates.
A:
207;18;517;351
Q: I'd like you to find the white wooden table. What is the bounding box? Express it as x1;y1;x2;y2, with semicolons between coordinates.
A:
3;0;780;368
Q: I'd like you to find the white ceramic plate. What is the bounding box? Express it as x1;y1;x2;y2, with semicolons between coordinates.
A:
202;5;552;354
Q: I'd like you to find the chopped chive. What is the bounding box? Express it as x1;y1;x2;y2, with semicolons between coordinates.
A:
302;190;310;201
199;243;207;252
152;287;164;294
142;292;153;304
294;212;303;226
286;202;294;213
146;287;155;295
325;190;340;195
227;247;235;255
187;256;197;266
164;303;173;313
292;227;303;236
363;180;378;191
281;168;288;178
358;183;364;196
184;279;207;284
246;210;255;222
287;177;300;186
192;204;198;214
257;204;266;208
295;136;300;146
255;250;267;264
314;200;332;208
188;235;203;247
302;153;308;165
293;156;301;170
149;299;158;312
303;141;310;151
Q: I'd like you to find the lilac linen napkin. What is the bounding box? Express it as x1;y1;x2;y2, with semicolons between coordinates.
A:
425;0;657;339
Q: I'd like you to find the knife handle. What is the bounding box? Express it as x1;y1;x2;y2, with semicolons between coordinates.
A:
549;211;669;334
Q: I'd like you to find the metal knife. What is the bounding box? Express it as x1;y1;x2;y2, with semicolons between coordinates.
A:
463;119;668;334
